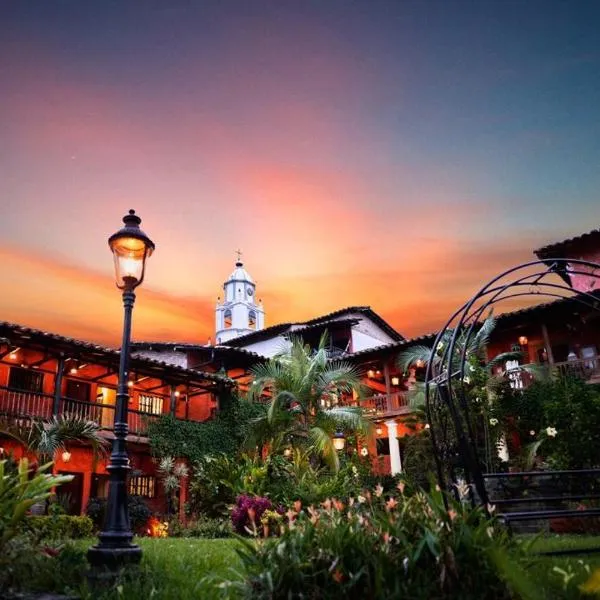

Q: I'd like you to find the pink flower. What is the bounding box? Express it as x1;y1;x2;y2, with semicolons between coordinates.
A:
293;500;302;513
375;484;384;498
448;510;458;521
386;497;398;511
397;481;406;495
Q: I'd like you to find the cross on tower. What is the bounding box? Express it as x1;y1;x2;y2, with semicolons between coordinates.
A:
236;249;242;263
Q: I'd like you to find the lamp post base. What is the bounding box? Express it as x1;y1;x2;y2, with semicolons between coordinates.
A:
87;542;142;588
87;542;142;570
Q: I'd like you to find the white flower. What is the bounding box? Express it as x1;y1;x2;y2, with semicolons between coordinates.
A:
529;430;536;436
469;365;476;372
424;423;430;430
489;418;498;426
360;447;369;457
437;342;444;351
357;495;366;504
546;427;557;438
463;376;471;384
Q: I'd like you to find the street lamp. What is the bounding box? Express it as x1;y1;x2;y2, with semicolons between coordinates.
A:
88;210;155;574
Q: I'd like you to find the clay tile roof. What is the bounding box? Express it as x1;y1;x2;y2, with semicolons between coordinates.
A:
0;321;234;386
534;229;600;260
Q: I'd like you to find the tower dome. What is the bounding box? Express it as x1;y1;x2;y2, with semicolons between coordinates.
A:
215;253;265;344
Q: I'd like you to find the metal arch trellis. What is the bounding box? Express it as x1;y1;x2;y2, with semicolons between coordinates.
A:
424;258;600;507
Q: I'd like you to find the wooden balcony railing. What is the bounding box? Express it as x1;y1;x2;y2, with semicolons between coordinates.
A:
340;392;413;417
508;357;600;389
0;388;53;420
0;387;171;438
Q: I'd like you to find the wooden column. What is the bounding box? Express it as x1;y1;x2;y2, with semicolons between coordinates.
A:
169;385;177;416
383;361;391;395
53;355;65;416
541;323;555;365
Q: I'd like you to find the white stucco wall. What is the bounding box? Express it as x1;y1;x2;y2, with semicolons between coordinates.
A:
242;336;292;358
132;349;189;368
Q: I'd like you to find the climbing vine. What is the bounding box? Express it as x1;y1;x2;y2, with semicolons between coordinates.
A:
147;398;266;462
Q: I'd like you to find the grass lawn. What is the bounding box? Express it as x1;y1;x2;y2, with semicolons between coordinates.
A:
74;537;245;599
517;534;600;599
14;534;600;599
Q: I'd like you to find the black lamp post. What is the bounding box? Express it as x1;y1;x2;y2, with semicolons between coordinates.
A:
88;209;155;573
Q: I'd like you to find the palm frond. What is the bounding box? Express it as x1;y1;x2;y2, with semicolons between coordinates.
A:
308;426;339;472
486;350;524;370
396;345;435;371
467;313;496;358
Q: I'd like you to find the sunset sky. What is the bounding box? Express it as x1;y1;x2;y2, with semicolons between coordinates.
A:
1;1;599;346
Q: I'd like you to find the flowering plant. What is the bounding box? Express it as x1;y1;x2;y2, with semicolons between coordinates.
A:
233;484;532;599
231;495;283;536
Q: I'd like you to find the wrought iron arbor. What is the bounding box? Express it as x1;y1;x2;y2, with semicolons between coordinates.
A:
424;258;600;508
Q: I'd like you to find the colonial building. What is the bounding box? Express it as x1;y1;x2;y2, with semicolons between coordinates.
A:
0;322;231;517
3;230;600;510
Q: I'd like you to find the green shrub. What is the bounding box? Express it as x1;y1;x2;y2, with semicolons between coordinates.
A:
22;514;94;539
170;515;232;538
0;459;72;555
233;486;537;599
85;495;152;533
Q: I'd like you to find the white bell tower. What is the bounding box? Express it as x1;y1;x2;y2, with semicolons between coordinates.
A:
215;252;265;344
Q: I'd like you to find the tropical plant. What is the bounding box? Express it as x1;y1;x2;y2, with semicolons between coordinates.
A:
157;456;189;516
0;459;72;555
247;333;371;471
0;414;108;463
231;484;541;600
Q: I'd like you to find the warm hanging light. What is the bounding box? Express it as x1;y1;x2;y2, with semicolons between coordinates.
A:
174;390;181;397
108;209;155;290
391;376;400;386
376;426;383;435
367;369;375;379
61;450;72;463
9;348;19;360
332;431;346;451
127;380;134;388
415;359;425;368
519;336;528;346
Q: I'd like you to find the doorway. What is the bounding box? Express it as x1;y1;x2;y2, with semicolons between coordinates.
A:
97;386;116;429
57;471;84;515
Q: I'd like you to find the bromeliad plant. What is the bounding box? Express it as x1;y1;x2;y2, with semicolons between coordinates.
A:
233;483;542;600
247;333;371;471
0;459;73;555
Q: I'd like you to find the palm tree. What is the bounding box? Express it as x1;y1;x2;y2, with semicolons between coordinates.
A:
0;413;108;464
247;333;371;471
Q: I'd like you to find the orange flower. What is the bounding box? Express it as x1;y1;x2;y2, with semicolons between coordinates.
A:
294;500;302;513
385;497;398;511
247;507;256;524
333;499;345;512
332;569;344;583
448;509;457;521
321;498;333;511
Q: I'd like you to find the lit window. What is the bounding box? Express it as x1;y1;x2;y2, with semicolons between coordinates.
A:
138;394;163;415
224;309;232;328
248;310;256;330
129;475;156;498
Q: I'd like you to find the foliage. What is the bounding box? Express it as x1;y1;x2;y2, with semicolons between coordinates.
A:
492;378;600;470
0;535;89;596
402;430;439;490
232;486;540;600
231;495;276;536
168;515;233;538
157;455;189;515
85;495;152;533
0;458;72;555
247;333;371;472
0;414;108;462
147;399;266;464
188;450;377;518
22;514;94;539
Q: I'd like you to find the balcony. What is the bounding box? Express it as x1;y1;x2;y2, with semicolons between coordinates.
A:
340;391;413;418
0;387;165;439
508;357;600;389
